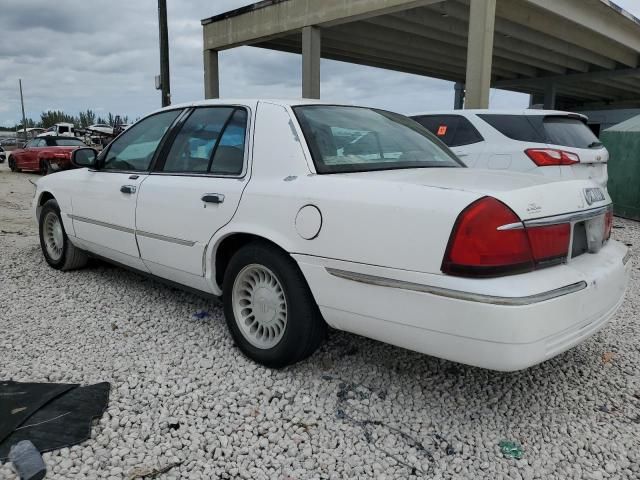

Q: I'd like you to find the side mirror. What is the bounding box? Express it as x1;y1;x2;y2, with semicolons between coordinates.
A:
71;147;99;168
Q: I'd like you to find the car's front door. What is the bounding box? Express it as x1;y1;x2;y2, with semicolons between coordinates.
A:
70;109;183;269
135;105;252;291
16;139;43;170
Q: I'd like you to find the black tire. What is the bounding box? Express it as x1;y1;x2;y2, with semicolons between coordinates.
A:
39;199;88;271
39;159;50;176
8;156;19;172
222;242;327;368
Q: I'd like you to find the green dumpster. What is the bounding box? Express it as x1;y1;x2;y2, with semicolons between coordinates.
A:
601;115;640;220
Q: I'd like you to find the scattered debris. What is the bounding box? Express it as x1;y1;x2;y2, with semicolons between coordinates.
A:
128;461;182;479
602;352;617;363
191;310;210;321
9;440;46;480
323;374;454;476
598;404;619;414
499;440;523;459
110;322;118;331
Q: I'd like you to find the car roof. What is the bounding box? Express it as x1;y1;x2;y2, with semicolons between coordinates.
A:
410;109;587;120
143;98;340;118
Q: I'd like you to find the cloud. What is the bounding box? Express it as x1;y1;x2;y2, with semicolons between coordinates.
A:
0;0;637;127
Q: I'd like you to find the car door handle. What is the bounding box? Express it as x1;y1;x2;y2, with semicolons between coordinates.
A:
201;193;224;204
120;185;137;194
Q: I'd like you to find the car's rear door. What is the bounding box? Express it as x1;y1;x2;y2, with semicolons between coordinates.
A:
70;109;183;270
134;104;253;291
17;139;44;170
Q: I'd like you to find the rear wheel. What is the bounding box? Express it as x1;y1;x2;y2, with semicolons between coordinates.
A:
223;242;326;368
8;156;19;172
39;199;88;270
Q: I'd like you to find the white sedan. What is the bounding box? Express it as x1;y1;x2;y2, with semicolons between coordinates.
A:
33;99;630;371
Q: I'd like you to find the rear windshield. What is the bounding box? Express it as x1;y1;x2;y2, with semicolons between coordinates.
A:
293;106;463;174
53;138;86;147
478;114;601;148
542;117;601;149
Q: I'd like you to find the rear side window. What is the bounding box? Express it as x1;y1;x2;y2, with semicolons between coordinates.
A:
162;107;247;175
412;115;483;147
542;117;600;149
478;115;545;143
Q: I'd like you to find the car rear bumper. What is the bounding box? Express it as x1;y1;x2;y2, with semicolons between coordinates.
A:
294;240;630;371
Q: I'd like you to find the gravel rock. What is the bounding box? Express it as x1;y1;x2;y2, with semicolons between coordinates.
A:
1;167;639;479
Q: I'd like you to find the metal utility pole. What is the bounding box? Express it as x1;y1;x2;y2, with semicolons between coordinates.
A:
158;0;171;107
19;79;28;142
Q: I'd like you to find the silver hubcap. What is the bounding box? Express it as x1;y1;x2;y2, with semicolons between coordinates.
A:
232;264;287;349
43;212;64;261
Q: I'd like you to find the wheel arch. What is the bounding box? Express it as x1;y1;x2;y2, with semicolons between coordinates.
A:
211;232;292;291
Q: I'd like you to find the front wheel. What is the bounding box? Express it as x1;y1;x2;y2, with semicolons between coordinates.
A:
8;156;19;172
39;159;51;175
223;242;326;368
39;199;88;270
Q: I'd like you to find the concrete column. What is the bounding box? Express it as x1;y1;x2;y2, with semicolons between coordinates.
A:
454;82;465;110
543;82;557;109
302;26;321;99
464;0;496;109
204;49;219;99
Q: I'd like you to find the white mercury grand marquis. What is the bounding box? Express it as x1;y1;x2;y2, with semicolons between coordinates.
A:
33;99;631;371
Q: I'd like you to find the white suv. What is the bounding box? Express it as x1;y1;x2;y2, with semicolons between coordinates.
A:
411;110;608;188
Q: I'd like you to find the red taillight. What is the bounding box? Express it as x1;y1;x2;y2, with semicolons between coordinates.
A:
604;209;613;240
526;224;571;265
442;197;571;277
525;148;580;166
442;197;534;277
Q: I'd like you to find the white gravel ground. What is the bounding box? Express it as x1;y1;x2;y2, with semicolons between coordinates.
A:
1;164;639;479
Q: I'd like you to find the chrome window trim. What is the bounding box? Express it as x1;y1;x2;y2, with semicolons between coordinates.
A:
326;267;587;306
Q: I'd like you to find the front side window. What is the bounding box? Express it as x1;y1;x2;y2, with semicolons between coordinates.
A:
294;106;462;173
162;107;247;175
26;139;39;148
102;110;181;171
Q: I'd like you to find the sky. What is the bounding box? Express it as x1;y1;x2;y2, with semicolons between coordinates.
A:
0;0;638;127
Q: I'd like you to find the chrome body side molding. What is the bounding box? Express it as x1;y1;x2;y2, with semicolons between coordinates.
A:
70;214;195;247
326;268;587;306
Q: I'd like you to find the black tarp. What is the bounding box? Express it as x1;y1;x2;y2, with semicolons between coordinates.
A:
0;381;110;460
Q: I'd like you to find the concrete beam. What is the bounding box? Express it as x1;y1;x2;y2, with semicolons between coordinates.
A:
494;67;640;89
496;0;639;67
327;23;533;77
204;49;219;99
202;0;443;51
522;0;640;54
465;0;496;109
302;26;321;99
426;1;614;70
258;42;462;83
366;15;570;74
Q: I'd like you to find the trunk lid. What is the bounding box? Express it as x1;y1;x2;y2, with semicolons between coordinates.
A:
341;167;611;221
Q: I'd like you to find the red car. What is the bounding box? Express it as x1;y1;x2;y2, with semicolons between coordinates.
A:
8;136;87;175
